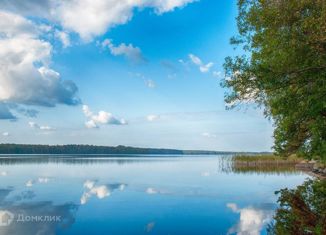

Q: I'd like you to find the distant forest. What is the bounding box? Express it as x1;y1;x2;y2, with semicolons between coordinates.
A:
0;144;248;155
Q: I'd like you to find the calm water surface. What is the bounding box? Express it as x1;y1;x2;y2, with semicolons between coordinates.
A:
0;155;308;235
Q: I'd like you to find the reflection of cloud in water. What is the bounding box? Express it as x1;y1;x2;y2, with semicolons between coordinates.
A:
25;177;50;187
38;177;49;183
146;188;158;194
25;180;33;187
1;171;8;176
13;191;36;201
201;171;210;177
227;203;274;235
0;187;78;235
0;202;78;235
0;157;176;165
145;187;171;195
145;222;155;232
80;180;126;205
119;184;126;191
0;188;13;202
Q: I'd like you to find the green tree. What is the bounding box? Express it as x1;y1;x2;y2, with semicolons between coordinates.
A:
223;0;326;161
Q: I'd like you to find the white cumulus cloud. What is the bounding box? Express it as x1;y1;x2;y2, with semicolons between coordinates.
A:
201;171;210;177
227;203;274;235
0;11;80;110
201;132;217;138
146;187;158;194
0;0;196;41
80;180;111;205
25;177;50;187
2;132;9;137
82;105;127;129
145;79;156;88
189;54;214;73
147;115;160;122
101;38;145;63
25;180;34;187
29;122;55;131
213;71;223;78
55;30;71;48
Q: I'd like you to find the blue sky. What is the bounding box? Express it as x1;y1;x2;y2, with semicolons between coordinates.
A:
0;0;274;151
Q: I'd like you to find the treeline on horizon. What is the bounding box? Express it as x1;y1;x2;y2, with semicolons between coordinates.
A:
0;144;249;155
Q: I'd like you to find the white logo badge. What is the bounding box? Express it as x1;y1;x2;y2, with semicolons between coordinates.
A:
0;210;14;226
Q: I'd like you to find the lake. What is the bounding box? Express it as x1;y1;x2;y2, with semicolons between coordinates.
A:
0;155;309;235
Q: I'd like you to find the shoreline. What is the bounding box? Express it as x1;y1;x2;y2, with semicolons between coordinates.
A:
232;155;326;179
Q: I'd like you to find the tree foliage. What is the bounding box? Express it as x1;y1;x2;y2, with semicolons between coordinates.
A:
0;144;235;155
223;0;326;161
0;144;183;155
268;179;326;234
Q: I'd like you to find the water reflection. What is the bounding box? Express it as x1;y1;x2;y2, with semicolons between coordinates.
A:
0;155;308;234
0;156;180;165
13;191;36;201
0;155;304;177
269;179;326;234
80;180;126;205
221;160;302;176
0;187;78;235
227;203;275;235
145;222;155;233
25;177;50;187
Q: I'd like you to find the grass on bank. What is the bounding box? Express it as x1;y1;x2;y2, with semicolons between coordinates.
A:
232;154;304;163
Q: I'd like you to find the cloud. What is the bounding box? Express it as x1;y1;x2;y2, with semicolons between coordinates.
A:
178;59;187;66
189;54;214;73
0;0;197;41
201;132;217;138
25;177;50;187
119;184;126;191
0;11;80;109
213;71;223;78
0;1;198;118
80;180;126;205
82;105;127;129
56;0;137;42
227;203;274;235
25;180;34;187
146;187;158;194
201;171;210;177
38;177;50;183
101;39;145;63
0;102;39;120
2;132;9;137
149;0;197;14
55;30;71;48
145;79;156;88
29;121;55;131
147;115;160;122
161;60;178;73
0;103;16;120
0;0;53;18
130;73;156;88
7;103;39;118
145;187;170;195
58;0;197;41
80;180;110;204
